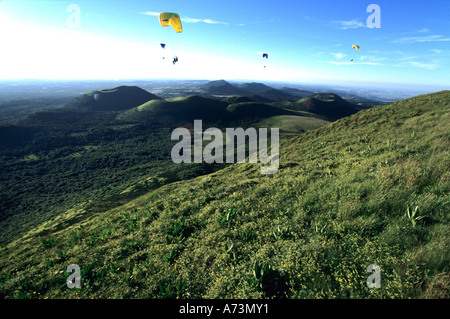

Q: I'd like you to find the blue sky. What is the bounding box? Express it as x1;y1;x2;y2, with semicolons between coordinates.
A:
0;0;449;90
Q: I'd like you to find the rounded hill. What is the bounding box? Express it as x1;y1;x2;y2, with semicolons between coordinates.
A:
63;86;160;111
120;95;230;123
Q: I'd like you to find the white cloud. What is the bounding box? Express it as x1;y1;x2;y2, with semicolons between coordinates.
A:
429;49;443;55
140;11;159;17
182;17;228;25
333;19;366;30
393;34;450;43
359;55;386;62
85;12;104;18
332;53;346;59
407;61;439;70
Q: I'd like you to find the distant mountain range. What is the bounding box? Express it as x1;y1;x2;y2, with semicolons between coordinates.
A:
198;80;360;121
23;82;360;125
0;79;387;126
199;79;309;102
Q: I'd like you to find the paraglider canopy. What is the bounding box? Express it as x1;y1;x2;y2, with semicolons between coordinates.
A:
352;44;360;51
262;53;269;68
160;43;166;49
159;12;183;33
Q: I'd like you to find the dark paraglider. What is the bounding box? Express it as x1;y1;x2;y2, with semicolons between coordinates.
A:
262;53;268;68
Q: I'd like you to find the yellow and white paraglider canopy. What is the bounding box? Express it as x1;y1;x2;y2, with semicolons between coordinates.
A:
159;12;183;33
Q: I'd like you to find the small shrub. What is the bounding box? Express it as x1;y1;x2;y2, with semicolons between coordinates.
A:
217;207;238;228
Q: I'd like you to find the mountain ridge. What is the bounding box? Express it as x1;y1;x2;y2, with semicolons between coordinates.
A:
200;80;296;101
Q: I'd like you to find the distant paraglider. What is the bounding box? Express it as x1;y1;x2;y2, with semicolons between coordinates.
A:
351;44;360;62
262;53;268;68
160;43;166;59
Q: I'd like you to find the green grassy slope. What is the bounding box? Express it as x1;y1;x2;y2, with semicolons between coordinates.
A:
0;91;448;299
258;115;331;135
227;102;298;118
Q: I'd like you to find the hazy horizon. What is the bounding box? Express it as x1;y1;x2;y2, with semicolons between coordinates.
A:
0;77;446;102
